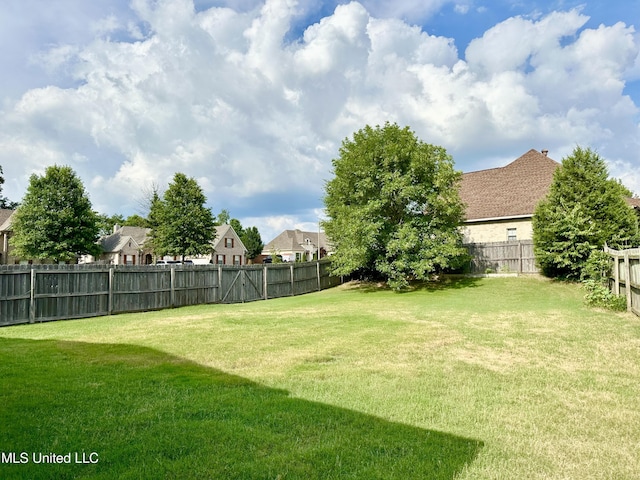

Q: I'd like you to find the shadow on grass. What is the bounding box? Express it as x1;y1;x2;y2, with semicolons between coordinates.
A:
348;276;484;294
0;338;482;480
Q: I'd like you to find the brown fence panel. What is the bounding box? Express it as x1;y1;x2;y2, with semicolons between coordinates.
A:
266;264;293;299
319;260;341;289
0;267;31;326
174;266;218;307
111;266;171;313
465;241;537;274
293;263;319;295
33;266;109;322
0;262;342;326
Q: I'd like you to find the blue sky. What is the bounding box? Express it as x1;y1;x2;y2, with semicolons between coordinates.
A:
1;0;639;242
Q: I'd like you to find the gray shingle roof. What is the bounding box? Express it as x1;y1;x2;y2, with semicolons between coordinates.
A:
0;209;15;231
100;226;151;252
264;229;329;253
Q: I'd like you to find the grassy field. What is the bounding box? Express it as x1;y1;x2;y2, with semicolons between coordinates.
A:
1;276;639;479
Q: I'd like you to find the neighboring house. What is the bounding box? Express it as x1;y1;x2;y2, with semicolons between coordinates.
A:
0;209;16;264
262;229;331;263
87;225;153;265
0;209;71;265
207;224;247;265
459;149;560;244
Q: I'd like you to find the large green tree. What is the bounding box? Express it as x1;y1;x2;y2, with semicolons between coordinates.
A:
242;226;264;260
10;165;101;262
323;123;467;289
533;146;639;279
150;173;216;261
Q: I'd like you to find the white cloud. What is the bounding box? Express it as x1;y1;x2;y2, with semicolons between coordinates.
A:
0;1;639;238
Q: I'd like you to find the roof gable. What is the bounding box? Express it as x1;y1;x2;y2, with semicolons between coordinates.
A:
212;224;246;250
460;149;560;221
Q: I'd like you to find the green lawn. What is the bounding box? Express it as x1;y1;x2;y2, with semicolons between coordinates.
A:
1;277;639;479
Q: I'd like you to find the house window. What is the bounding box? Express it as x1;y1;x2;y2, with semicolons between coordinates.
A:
225;238;234;248
216;255;225;265
233;255;242;266
507;228;517;241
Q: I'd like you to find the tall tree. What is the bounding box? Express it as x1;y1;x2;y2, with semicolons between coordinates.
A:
533;146;640;279
217;209;230;225
229;218;243;237
242;226;264;260
10;165;101;262
96;213;126;236
151;173;216;261
323;122;467;289
0;165;18;209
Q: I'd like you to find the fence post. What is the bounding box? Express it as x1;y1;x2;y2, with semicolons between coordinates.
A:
317;261;321;291
29;268;36;324
108;267;114;315
263;265;268;300
290;264;294;296
241;270;246;303
170;266;176;308
519;241;523;274
613;253;620;295
624;251;632;312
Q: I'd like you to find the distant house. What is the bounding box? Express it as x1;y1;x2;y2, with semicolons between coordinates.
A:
459;149;560;244
262;229;331;263
210;224;247;265
459;149;640;244
0;209;16;264
86;225;153;265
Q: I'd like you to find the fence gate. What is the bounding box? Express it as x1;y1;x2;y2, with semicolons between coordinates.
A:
219;267;264;304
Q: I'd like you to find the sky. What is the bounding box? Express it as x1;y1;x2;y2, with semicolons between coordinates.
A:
1;0;639;243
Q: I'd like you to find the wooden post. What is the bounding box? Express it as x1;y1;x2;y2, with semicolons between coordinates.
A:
263;265;268;300
519;241;523;274
170;266;176;308
317;261;321;291
241;270;246;303
624;252;632;312
613;254;620;295
108;268;114;315
217;265;222;303
290;264;294;296
29;268;36;324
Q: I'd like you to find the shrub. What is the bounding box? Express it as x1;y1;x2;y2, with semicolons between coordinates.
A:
581;250;626;311
582;279;627;311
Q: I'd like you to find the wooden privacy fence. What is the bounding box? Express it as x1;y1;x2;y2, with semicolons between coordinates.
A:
465;240;538;274
0;261;341;327
605;245;640;316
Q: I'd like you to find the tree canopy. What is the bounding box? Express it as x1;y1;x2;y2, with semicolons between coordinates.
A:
533;146;640;279
0;165;18;209
323;122;467;289
10;165;101;262
149;173;216;260
241;226;264;260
